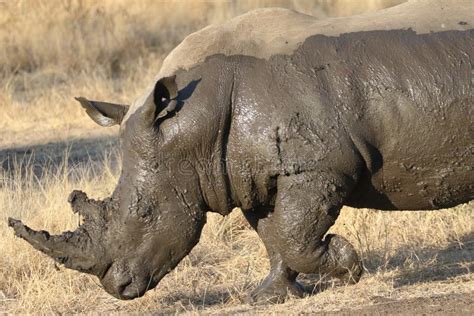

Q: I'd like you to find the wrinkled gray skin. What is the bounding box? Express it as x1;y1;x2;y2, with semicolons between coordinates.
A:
9;5;474;304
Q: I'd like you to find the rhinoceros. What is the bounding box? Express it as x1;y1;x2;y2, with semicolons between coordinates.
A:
8;0;474;303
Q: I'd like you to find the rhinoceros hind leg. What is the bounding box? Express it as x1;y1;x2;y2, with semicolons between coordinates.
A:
314;233;363;284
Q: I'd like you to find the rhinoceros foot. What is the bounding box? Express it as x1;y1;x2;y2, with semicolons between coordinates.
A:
246;274;304;305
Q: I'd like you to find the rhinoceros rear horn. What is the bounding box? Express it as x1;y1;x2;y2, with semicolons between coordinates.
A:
75;97;130;127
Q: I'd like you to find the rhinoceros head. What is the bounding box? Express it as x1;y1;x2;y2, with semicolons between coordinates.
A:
9;75;208;299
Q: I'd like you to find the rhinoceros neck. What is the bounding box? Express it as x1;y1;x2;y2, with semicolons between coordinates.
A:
149;60;237;216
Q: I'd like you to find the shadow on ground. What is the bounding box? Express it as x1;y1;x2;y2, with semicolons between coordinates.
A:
153;231;474;309
381;232;473;287
0;135;119;179
158;286;235;313
291;231;472;298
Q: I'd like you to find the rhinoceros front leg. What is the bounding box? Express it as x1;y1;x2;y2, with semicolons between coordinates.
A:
243;170;362;303
242;209;304;304
272;171;363;282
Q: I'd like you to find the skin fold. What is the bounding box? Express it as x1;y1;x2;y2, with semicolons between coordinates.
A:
9;0;474;303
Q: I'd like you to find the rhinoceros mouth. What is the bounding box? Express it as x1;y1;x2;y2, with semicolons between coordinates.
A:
99;261;163;300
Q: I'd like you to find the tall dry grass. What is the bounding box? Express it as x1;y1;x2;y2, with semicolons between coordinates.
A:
0;0;405;142
0;0;472;313
0;0;405;76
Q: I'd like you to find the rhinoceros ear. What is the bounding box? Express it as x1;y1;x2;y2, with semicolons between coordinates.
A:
152;75;179;121
75;97;130;127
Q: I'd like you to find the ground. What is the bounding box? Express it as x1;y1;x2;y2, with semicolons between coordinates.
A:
0;0;472;314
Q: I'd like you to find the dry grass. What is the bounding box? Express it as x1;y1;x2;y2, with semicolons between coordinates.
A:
0;0;404;75
0;0;405;142
0;0;472;314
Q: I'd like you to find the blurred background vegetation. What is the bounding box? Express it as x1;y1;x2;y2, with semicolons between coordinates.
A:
0;0;405;143
0;0;405;96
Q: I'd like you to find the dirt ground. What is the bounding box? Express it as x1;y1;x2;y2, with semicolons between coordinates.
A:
212;293;474;315
336;293;473;315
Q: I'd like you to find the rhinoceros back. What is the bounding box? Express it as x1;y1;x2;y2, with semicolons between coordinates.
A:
158;0;473;78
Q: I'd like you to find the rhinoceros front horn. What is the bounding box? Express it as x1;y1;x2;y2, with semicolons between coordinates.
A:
7;190;109;276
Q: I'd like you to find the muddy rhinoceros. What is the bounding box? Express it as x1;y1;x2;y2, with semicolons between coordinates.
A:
8;0;474;303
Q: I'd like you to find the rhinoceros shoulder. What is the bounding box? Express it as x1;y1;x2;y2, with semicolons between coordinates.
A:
158;0;474;78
